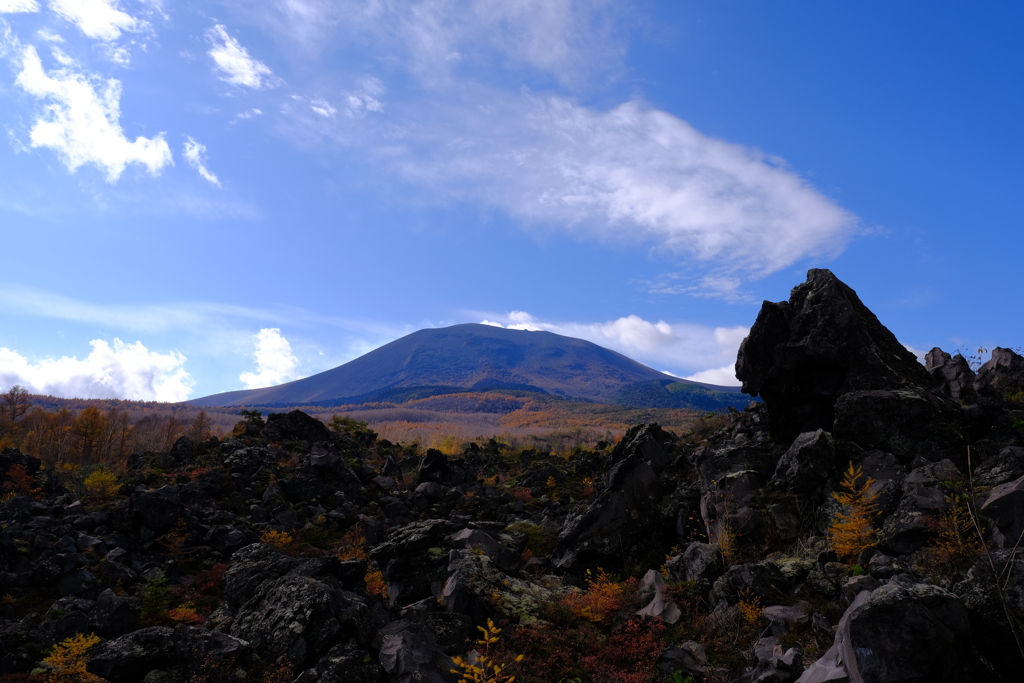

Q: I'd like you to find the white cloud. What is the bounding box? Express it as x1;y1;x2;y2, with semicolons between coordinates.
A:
383;94;857;282
309;97;335;118
0;339;194;401
206;24;278;89
48;0;141;41
240;328;303;389
684;365;739;386
14;44;173;181
0;0;39;14
480;310;747;384
37;28;64;41
183;136;221;186
257;0;624;85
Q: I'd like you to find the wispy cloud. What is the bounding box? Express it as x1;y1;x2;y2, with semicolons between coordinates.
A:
0;338;194;401
254;0;626;86
13;44;173;181
206;24;279;89
239;328;303;389
0;0;39;14
48;0;143;42
478;310;747;384
300;91;856;285
183;136;221;186
0;284;408;339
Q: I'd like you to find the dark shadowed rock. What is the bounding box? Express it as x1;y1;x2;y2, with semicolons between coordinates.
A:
295;645;386;683
981;474;1024;548
264;410;331;444
373;620;452;683
89;588;138;637
451;528;518;574
952;549;1024;680
552;424;672;572
710;562;789;606
797;576;980;683
130;485;181;532
416;449;452;485
974;347;1024;405
833;388;963;464
223;542;300;609
665;542;726;585
736;269;933;443
770;429;836;499
87;625;249;683
230;575;341;666
370;519;456;606
926;348;977;403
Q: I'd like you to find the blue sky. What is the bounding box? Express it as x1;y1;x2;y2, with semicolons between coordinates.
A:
0;1;1021;402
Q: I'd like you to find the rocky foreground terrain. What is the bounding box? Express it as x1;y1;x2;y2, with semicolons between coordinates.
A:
2;269;1024;683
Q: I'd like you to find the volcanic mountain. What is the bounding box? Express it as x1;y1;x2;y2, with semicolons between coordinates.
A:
190;323;742;408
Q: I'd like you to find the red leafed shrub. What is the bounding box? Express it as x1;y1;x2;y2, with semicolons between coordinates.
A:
581;618;666;683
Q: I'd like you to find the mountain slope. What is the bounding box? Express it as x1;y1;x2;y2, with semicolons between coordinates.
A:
191;323;741;408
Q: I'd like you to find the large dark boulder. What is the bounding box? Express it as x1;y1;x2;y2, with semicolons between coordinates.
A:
370;519;457;606
797;576;982;683
952;549;1024;680
552;424;673;572
223;542;301;609
926;348;977;404
230;574;343;666
833;388;963;464
974;347;1024;405
87;625;249;683
130;485;181;533
736;269;933;443
264;410;331;443
373;620;453;683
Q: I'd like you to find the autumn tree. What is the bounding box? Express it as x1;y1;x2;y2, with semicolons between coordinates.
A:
70;407;108;465
828;463;880;561
0;384;32;444
186;411;212;443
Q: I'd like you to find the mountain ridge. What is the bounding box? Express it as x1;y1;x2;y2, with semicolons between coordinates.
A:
190;323;741;408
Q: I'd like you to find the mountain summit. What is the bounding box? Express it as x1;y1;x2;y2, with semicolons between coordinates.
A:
190;323;738;408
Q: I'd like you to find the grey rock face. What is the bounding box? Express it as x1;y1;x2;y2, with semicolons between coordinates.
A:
636;569;682;624
736;268;933;443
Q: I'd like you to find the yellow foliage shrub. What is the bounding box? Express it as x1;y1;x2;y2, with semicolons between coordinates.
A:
737;588;763;627
84;468;119;502
451;618;522;683
829;463;880;561
44;632;102;683
260;530;294;552
563;568;625;623
929;496;985;572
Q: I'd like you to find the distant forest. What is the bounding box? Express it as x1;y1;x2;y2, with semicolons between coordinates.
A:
0;385;719;470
